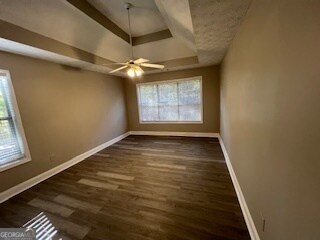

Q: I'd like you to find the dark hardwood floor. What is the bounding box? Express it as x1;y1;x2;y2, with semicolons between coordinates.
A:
0;135;250;240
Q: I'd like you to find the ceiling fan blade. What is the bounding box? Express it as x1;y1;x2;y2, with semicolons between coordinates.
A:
140;63;164;69
134;58;149;64
103;63;128;66
109;65;128;73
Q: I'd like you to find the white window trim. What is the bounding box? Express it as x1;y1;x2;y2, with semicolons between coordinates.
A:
0;69;31;172
136;76;204;124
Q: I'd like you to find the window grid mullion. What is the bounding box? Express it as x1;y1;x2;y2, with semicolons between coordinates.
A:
156;84;160;121
138;87;143;122
177;82;180;121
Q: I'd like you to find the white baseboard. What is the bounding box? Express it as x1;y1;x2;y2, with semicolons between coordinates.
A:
218;136;260;240
0;131;130;204
129;131;219;138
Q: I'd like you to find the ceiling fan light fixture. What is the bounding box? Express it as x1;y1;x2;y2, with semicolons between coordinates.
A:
127;67;143;78
135;68;143;77
127;68;135;78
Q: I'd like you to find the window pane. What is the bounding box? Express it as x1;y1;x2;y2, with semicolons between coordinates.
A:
159;105;178;121
0;75;25;165
139;85;159;121
139;85;158;106
158;83;178;105
0;90;9;118
178;79;201;121
140;106;158;121
158;83;178;121
0;119;23;164
178;80;201;105
179;104;201;121
0;76;15;118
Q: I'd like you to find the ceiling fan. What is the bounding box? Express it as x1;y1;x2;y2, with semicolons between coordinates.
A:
108;2;164;77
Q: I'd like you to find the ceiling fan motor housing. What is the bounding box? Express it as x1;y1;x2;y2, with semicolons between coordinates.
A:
124;2;132;10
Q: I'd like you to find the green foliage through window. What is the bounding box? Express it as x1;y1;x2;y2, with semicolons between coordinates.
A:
137;78;202;122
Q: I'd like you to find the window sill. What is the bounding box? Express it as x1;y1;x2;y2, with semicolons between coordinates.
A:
139;121;203;124
0;157;31;172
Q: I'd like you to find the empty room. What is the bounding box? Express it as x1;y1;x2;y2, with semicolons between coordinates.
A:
0;0;319;239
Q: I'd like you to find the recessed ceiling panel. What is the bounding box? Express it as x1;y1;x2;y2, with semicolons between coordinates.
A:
87;0;168;36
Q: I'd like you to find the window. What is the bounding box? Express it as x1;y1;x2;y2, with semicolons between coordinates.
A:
137;77;203;123
0;70;30;171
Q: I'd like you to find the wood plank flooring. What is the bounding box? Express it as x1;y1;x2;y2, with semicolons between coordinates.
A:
0;135;250;240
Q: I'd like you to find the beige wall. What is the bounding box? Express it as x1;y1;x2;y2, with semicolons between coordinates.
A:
125;66;220;133
0;51;128;192
220;0;320;239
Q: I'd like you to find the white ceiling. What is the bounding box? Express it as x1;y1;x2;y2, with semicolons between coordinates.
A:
0;0;252;75
87;0;168;37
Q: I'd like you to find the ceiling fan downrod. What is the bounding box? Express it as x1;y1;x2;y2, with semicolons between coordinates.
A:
125;2;134;60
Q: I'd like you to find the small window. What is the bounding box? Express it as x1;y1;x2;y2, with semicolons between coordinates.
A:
137;76;203;123
0;70;30;171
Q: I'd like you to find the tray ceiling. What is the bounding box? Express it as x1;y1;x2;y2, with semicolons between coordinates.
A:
0;0;252;76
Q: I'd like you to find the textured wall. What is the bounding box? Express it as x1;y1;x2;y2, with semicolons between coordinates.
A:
125;66;220;133
220;0;320;239
0;51;128;192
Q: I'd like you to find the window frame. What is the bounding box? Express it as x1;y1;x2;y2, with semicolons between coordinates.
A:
0;69;31;172
136;76;203;124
